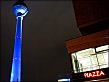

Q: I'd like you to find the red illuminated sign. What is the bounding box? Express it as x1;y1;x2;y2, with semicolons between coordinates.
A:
84;71;105;78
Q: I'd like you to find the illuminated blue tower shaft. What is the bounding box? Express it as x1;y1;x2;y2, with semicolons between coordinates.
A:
10;16;23;81
10;0;28;81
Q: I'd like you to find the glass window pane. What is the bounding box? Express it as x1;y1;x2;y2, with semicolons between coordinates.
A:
90;55;98;65
96;45;109;52
100;64;108;69
76;48;95;59
71;53;79;73
83;67;92;72
103;51;108;64
92;66;99;70
97;53;105;65
78;57;91;67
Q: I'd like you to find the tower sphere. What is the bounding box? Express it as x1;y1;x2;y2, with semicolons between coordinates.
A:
13;1;28;17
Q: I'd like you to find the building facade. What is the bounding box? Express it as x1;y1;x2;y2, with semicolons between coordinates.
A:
66;0;109;82
66;30;109;82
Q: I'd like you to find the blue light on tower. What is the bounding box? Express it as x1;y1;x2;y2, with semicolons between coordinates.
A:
10;0;28;81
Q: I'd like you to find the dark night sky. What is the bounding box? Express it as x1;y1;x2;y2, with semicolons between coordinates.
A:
1;1;81;81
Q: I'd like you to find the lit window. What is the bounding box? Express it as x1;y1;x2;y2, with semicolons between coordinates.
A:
71;45;109;73
96;45;109;52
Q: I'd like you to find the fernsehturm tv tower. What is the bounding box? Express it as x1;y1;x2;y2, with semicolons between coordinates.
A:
10;0;28;81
